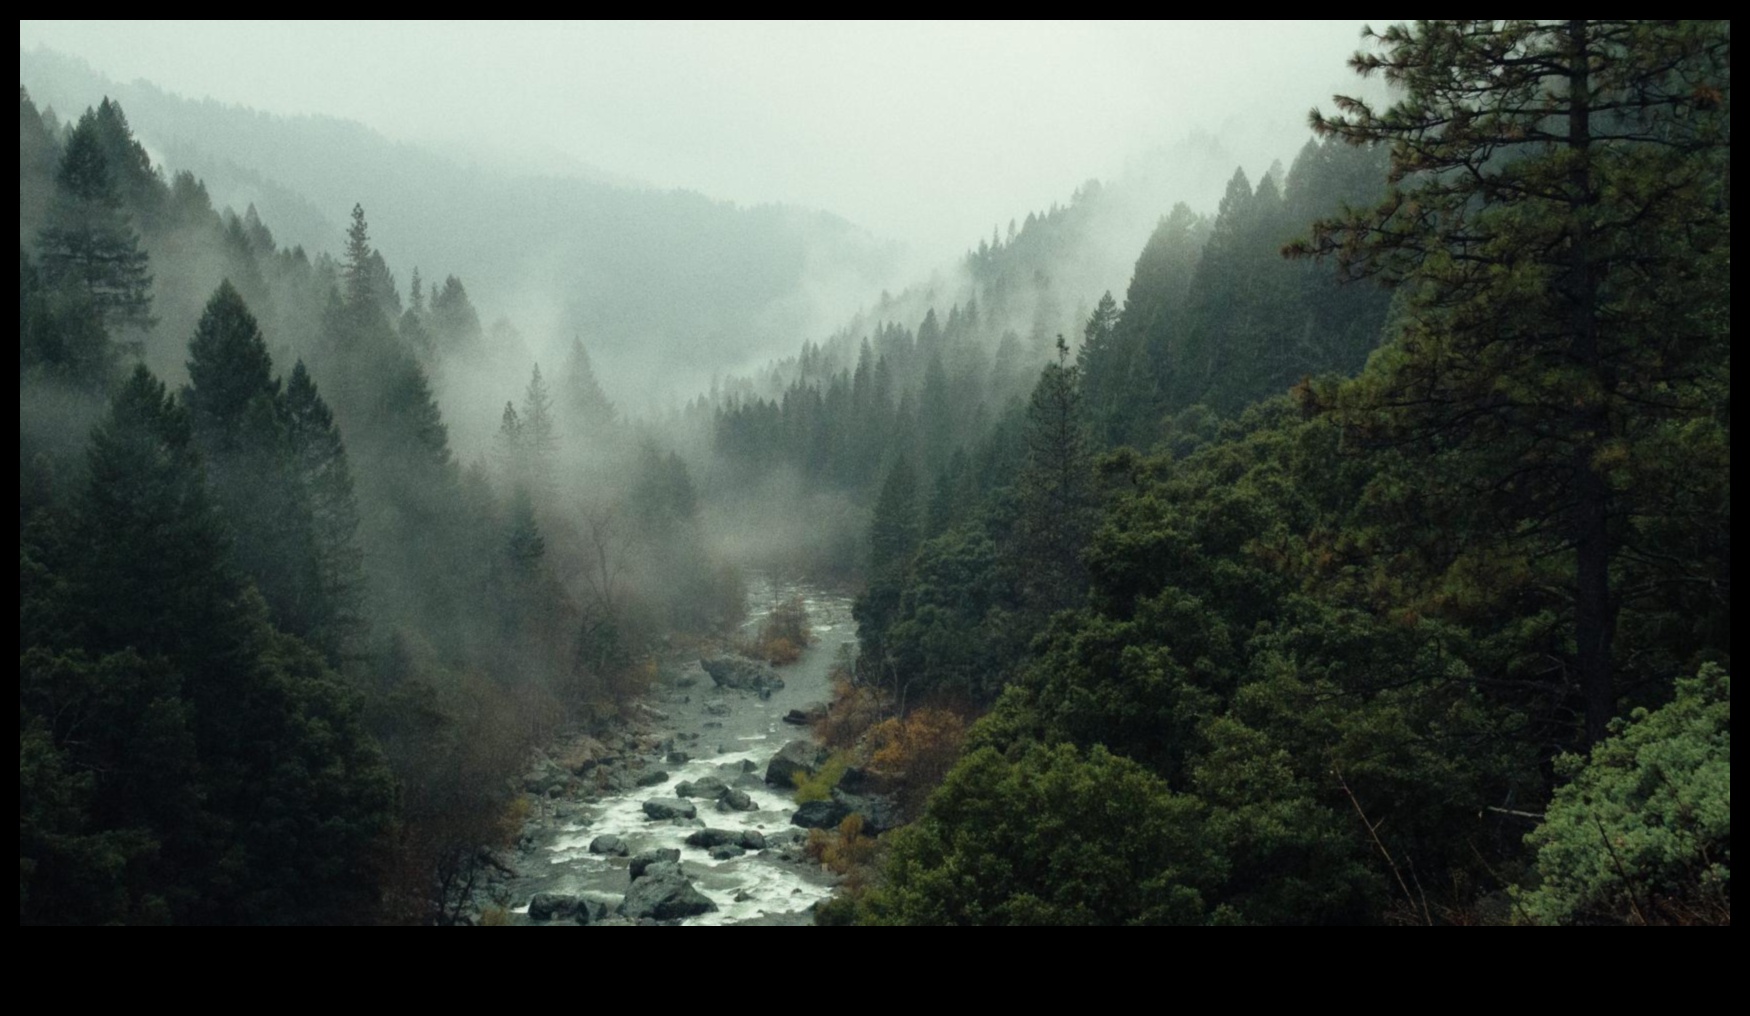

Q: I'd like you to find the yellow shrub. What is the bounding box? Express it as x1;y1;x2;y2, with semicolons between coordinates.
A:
478;905;510;926
764;637;802;665
806;813;880;877
497;794;534;847
753;595;813;665
792;750;852;802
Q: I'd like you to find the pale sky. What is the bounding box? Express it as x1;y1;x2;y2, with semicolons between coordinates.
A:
20;20;1387;261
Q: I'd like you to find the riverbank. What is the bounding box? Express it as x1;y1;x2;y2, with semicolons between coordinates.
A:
478;576;858;925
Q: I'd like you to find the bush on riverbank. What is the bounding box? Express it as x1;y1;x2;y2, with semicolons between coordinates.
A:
749;594;813;664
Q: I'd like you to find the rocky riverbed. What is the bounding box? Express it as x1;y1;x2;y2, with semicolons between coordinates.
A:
478;576;862;926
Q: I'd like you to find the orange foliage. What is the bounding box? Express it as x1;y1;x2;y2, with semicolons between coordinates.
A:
806;813;880;880
749;594;813;665
814;678;885;750
865;707;968;817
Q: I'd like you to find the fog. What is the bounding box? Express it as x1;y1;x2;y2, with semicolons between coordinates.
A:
20;21;1383;269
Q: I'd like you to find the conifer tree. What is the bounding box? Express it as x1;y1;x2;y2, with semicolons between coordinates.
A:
1014;337;1095;614
284;360;367;661
563;338;616;432
341;204;376;310
521;363;557;496
36;107;154;335
1294;19;1732;744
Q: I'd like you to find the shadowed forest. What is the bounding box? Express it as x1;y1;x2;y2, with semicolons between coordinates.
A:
20;21;1729;925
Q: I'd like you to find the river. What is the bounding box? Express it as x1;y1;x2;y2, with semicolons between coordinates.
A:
497;575;856;925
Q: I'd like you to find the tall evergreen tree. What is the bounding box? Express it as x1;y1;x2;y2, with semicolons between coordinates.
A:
35;107;154;335
341;204;376;310
563;338;616;432
1294;19;1732;744
284;360;367;661
1014;337;1096;614
521;363;557;496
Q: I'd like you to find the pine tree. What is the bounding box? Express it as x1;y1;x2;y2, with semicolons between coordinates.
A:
284;360;367;661
869;454;920;579
521;363;557;496
1013;337;1096;614
1293;19;1732;744
563;338;616;432
36;107;154;335
342;204;375;310
184;280;278;449
494;400;526;485
75;365;244;671
504;484;546;568
427;274;482;353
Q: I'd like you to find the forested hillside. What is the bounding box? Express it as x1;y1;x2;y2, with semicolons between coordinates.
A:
20;88;738;923
811;20;1730;925
20;47;900;404
20;20;1730;926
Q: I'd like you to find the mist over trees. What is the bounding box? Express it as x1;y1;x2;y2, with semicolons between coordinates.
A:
20;20;1730;926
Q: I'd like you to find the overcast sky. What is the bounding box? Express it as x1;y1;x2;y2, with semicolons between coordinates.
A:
20;20;1387;261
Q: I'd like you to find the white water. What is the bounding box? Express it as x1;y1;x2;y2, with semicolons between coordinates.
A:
513;576;856;924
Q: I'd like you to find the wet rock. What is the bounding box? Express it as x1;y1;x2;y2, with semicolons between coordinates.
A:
832;788;902;835
700;655;785;694
710;844;746;860
642;798;697;821
838;766;875;794
765;739;828;787
589;834;629;856
684;828;742;848
629;848;681;880
782;708;811;726
635;769;670;788
523;763;568;796
666;750;691;765
705;701;733;716
676;776;729;800
618;861;718;921
716;789;756;812
737;759;759;773
528;892;580;921
792;799;853;829
739;830;767;851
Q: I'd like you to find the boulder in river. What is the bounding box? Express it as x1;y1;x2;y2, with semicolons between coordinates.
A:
739;830;767;851
710;844;746;860
589;834;629;856
618;861;718;921
684;828;742;848
528;892;580;921
642;798;697;821
635;769;670;788
700;656;786;694
629;848;681;880
675;776;729;800
716;789;756;812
